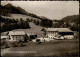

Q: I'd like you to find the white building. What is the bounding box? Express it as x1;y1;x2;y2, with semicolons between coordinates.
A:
1;36;9;41
8;31;26;42
44;28;74;39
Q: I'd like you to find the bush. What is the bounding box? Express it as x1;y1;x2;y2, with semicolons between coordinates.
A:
11;41;18;47
1;40;7;46
1;41;10;49
18;40;23;43
19;42;24;47
5;44;10;48
18;40;24;47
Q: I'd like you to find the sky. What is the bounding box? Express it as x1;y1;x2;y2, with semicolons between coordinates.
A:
1;1;79;20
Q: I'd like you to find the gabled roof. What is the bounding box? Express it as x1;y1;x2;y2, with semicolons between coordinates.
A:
8;31;25;35
45;28;73;32
27;33;36;36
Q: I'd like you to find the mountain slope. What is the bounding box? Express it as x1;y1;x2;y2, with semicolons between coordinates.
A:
61;15;79;23
1;3;28;15
1;3;50;20
53;15;79;31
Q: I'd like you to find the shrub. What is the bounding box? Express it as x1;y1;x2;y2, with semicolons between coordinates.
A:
1;41;10;49
5;44;10;48
1;40;7;46
11;41;18;47
19;42;24;47
18;40;23;43
18;40;24;47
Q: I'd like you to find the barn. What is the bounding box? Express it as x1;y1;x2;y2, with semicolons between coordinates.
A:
44;28;74;39
8;31;28;42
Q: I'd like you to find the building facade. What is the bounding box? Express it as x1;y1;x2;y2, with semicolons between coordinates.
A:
8;31;26;42
44;28;74;39
1;36;9;41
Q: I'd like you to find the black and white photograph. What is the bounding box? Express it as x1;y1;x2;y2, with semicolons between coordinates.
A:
1;0;79;1
0;1;79;57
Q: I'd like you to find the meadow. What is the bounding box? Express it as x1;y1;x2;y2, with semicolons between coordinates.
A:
1;40;79;56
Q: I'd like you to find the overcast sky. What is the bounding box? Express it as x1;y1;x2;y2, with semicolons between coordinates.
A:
1;1;79;20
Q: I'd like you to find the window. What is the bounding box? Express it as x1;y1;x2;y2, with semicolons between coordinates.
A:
13;38;14;40
16;38;17;40
12;36;14;38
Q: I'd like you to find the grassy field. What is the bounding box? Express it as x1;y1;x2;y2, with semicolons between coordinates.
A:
12;22;44;37
1;22;43;37
1;14;41;21
1;40;79;56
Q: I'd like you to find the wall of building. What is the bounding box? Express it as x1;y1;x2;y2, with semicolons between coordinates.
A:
9;35;25;41
45;31;74;40
64;35;74;39
46;31;59;38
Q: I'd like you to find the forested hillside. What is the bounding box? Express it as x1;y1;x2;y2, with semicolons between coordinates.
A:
53;15;79;31
62;15;79;23
0;3;53;33
0;17;30;33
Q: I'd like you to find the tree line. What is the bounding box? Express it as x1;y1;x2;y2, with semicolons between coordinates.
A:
0;17;30;33
26;18;53;28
